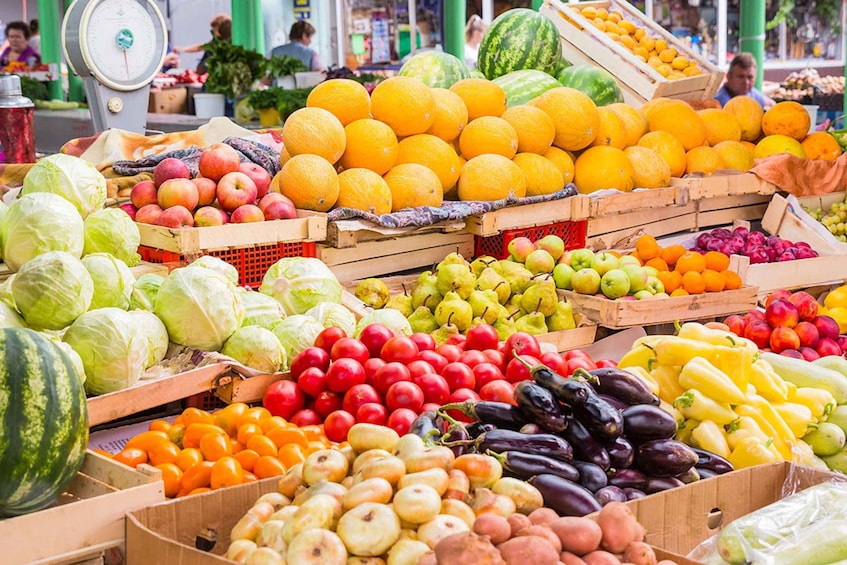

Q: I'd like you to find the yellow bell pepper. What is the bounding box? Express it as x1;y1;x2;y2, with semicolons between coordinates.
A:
690;419;732;459
674;389;739;425
734;404;793;460
749;359;790;403
659;399;684;428
709;345;752;394
772;402;815;438
617;343;658;372
725;416;769;450
651;364;686;405
790;387;837;421
728;436;782;468
653;336;719;367
621;365;660;396
677;321;740;347
675;419;700;444
746;393;800;442
678;356;747;405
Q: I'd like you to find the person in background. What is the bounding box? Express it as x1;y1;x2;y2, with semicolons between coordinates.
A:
715;52;775;109
270;21;325;73
196;16;232;74
464;15;487;69
0;21;40;67
27;19;39;53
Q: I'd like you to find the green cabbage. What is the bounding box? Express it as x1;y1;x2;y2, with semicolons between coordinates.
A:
0;275;15;310
187;255;239;286
12;251;93;330
81;253;135;311
260;257;343;315
354;309;413;338
272;314;323;370
21;153;107;218
63;308;149;395
154;267;244;351
127;310;170;368
53;339;86;384
239;289;285;330
83;208;141;266
306;302;356;336
1;192;84;272
0;301;24;328
129;274;164;311
222;326;285;373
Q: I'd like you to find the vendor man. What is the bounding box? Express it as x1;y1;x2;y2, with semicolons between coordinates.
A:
715;53;775;109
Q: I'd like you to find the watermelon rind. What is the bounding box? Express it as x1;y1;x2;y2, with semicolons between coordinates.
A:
477;8;561;80
399;51;472;89
493;69;562;107
0;328;88;517
556;64;625;107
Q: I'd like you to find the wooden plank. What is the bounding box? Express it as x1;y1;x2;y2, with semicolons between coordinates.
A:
587;201;697;236
463;196;588;237
129;261;174;278
325;220;463;249
216;371;290;404
729;253;847;297
695;192;773;213
696;203;769;230
589;187;682;218
673;172;779;200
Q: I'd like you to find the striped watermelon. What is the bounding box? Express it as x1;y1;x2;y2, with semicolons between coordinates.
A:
399;51;471;88
557;64;624;106
493;70;562;107
0;328;88;517
477;9;561;80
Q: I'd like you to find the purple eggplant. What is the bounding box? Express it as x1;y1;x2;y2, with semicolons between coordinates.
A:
465;422;496;439
644;476;686;494
623;487;647;501
443;425;469;457
514;381;568;433
520;423;544;434
524;360;594;406
696;468;719;479
439;400;527;430
571;460;608;492
606;436;635;469
609;468;647;490
595;485;627;505
634;439;698;478
528;474;603;517
477;429;573;461
622;404;677;443
489;451;580;483
410;410;440;438
573;394;624;441
588;367;659;405
690;448;734;475
599;394;628;411
677;467;701;484
561;416;611;470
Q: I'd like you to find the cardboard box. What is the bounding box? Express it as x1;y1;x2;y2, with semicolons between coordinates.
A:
148;87;189;114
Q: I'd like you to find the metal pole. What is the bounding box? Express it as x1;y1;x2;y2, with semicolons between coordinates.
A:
645;0;653;21
717;0;727;68
482;0;493;24
37;0;62;100
408;0;417;56
251;0;265;55
63;0;85;102
443;0;464;59
738;0;765;89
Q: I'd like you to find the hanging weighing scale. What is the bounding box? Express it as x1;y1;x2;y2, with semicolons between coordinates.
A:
62;0;168;133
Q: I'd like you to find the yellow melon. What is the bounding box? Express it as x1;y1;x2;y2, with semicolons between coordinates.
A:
458;154;527;201
426;88;469;143
637;130;687;177
281;107;346;163
574;146;635;193
607;102;647;147
624;146;671;189
685;146;723;176
500;105;555;155
529;87;600;151
370;76;436;137
512;153;565;196
591;107;628;149
383;163;443;211
449;78;507;120
723;96;764;142
306;79;371;126
754;134;806;159
336;168;393;215
339;119;398;175
279;145;292;168
543;146;575;186
279;154;339;212
459;116;519;160
698;108;742;145
645;99;706;151
395;134;462;190
761;101;811;141
713;140;755;171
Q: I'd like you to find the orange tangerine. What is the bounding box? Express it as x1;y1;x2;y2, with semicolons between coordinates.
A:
645;257;670;272
670;288;690;297
721;270;743;290
676;252;707;274
635;234;660;261
660;244;687;267
704;251;730;272
702;269;726;292
657;270;682;293
681;271;706;294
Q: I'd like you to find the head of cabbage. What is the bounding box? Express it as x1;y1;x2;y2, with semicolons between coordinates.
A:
187;256;239;286
83;208;141;267
154;267;244;351
21;153;107;218
260;257;342;315
1;192;84;272
82;253;135;311
0;275;16;310
222;326;285;373
272;315;324;370
0;301;24;329
305;302;356;337
127;310;170;369
12;251;93;330
129;274;164;311
239;289;285;330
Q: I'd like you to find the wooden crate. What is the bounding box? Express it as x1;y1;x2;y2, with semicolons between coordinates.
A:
588;186;684;218
464;195;591;237
672;171;780;201
729;253;847;298
694;192;772;230
325;218;465;249
540;0;723;106
558;286;758;329
0;450;164;565
762;192;847;254
586;200;698;250
318;231;475;282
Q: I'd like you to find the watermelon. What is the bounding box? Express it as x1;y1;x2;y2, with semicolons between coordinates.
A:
0;328;88;517
556;64;624;106
493;70;562;107
399;51;471;88
477;9;561;80
468;70;486;79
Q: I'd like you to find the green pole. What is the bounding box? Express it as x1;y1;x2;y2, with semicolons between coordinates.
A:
63;0;85;102
443;0;465;60
532;0;543;11
739;0;765;89
843;32;846;118
37;0;63;100
251;0;265;55
231;0;248;49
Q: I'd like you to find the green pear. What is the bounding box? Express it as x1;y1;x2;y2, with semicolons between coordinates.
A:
355;278;390;309
468;289;500;325
435;263;476;300
471;255;498;277
546;301;576;331
504;302;524;320
515;311;548;335
411;273;442;312
476;267;511;305
416;270;434;286
431;323;460;345
437;252;471;270
434;291;473;331
408;306;439;334
520;280;558;317
493;316;517;340
499;260;534;294
385;293;413;317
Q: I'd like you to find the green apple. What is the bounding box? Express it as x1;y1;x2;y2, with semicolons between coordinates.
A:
633;289;654;300
621;265;648;293
642;265;659;278
570;248;595;271
600;269;631;299
525;249;556;274
618;255;642;267
646;275;665;294
591;252;620;276
571;268;601;295
553;263;575;290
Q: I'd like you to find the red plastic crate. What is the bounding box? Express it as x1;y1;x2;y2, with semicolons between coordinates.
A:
474;220;588;260
183;391;227;412
139;241;317;289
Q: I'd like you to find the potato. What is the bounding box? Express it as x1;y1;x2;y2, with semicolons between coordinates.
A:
473;514;512;545
582;550;622;565
528;507;559;526
498;535;559;565
597;502;639;554
507;513;532;537
656;561;678;565
434;532;506;565
560;551;588;565
550;516;603;556
517;525;562;553
417;552;437;565
622;542;657;565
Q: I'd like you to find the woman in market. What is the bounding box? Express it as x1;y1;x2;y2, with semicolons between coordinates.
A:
464;15;487;69
269;20;326;73
714;53;775;109
0;21;40;68
195;16;232;75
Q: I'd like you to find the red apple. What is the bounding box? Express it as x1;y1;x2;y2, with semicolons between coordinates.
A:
192;177;218;206
764;289;792;308
813;315;841;341
743;320;772;349
118;202;137;220
239;162;272;199
153;157;191;187
838;336;847;353
135;203;164;224
764;299;799;329
130;180;158;209
787;291;819;322
194;205;229;226
230;204;265;223
264;200;298;221
258;192;294;212
793;321;820;348
769;326;800;353
198;143;241;181
743;310;767;325
216;172;258;212
799;346;821;362
155;205;194;228
817;337;842;357
724;314;747;336
158;178;199;210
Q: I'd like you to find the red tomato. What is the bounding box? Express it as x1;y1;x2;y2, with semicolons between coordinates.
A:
409;332;436;352
539;352;568;376
313;390;342;418
441;362;476;391
356;402;388;425
289;409;322;426
289;347;330;381
421;402;442;413
263;380;305;420
596;359;618;368
445;388;481;422
505;355;539;384
380;336;419;364
387;408;418;436
358;324;395;358
436;344;463;363
482;349;506;372
465;324;499;351
504;332;542;360
386;381;425;413
458;349;487;368
567;357;597;375
564;349;594;361
445;333;467;347
418;350;448;373
330;338;370;364
342;384;382;415
325;358;366;393
472;362;505;390
478;380;515;403
314;327;347;354
411;372;450;405
363;358;387;384
407;359;435;380
324;410;356;443
297;366;327;397
372;362;412;395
